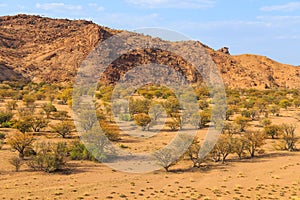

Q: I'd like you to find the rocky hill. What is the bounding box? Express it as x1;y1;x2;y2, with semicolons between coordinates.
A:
0;14;299;89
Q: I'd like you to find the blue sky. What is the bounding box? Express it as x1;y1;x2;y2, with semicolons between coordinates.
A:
0;0;300;65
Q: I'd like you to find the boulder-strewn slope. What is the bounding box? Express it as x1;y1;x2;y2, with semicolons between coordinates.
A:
0;14;299;89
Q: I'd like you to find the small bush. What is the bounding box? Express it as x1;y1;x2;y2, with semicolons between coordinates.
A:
119;113;132;121
9;156;23;172
0;133;5;140
69;141;95;161
1;121;13;128
28;142;68;173
0;110;13;127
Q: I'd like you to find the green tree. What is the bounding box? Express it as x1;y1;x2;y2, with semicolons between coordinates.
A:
249;109;259;120
5;100;18;111
280;123;298;151
22;94;36;108
42;103;57;119
0;110;13;126
259;118;272;127
14;118;33;134
166;118;180;131
255;99;268;114
244;130;265;157
268;105;280;116
190;110;211;129
222;122;239;135
8;132;34;159
279;99;292;110
28;142;67;172
232;136;248;159
186;137;204;168
264;124;281;139
213;134;234;163
225;106;235;121
149;103;164;121
134;113;151;131
293;98;300;108
234;116;250;132
30;116;49;133
51;121;74;138
129;99;151;115
58;88;73;105
163;96;180;117
100;121;120;141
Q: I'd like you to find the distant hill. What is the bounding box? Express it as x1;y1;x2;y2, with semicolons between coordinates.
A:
0;14;299;89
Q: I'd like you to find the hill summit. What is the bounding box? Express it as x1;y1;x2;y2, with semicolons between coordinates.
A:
0;14;299;89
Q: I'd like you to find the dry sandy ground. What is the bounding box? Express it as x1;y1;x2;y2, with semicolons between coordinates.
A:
0;101;300;199
0;148;299;200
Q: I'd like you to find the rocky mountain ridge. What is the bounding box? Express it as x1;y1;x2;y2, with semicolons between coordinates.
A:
0;14;299;89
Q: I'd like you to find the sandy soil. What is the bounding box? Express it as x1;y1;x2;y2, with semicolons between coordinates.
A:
0;100;299;199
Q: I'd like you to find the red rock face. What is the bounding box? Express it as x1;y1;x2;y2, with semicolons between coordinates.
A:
0;14;299;89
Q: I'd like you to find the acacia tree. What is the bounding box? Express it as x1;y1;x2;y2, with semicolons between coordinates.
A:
8;132;34;159
14;118;33;134
191;110;211;129
244;130;265;157
51;121;74;138
264;124;282;139
153;148;179;172
234;116;250;132
166;118;180;131
9;157;23;172
280;123;298;151
163;96;180;117
22;94;36;108
187;137;202;167
30;116;49;133
279;99;292;110
268;105;280;116
211;134;234;163
42;103;57;119
134;113;151;131
222;122;239;135
28;142;67;172
5;100;18;111
232;136;248;159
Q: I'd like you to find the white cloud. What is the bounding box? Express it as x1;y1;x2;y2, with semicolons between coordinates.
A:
256;15;300;26
36;3;83;11
261;2;300;12
125;0;215;9
88;3;104;11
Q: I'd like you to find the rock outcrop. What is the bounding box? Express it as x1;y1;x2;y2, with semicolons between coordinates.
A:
0;14;299;89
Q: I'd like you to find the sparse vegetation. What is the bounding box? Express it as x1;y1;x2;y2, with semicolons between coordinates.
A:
7;132;34;159
154;148;178;172
28;142;68;172
9;156;23;172
280;123;298;151
50;121;74;138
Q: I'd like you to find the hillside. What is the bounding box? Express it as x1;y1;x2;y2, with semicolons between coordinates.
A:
0;14;299;89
